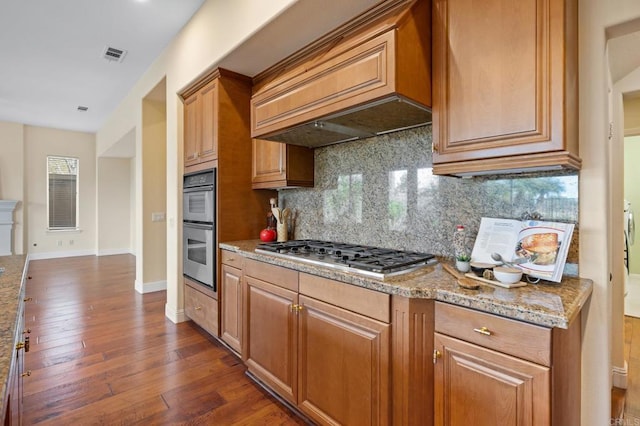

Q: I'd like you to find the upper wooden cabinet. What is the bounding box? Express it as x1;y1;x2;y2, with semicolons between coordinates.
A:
250;0;431;149
182;78;218;169
252;139;314;189
431;0;580;176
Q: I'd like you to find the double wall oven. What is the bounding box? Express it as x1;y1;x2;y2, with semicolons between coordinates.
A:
183;169;217;297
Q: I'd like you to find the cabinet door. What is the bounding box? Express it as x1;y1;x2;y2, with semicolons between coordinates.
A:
183;93;201;167
252;139;314;189
432;0;578;173
252;139;286;185
221;264;242;354
298;295;390;425
434;333;550;426
244;276;298;404
199;80;218;163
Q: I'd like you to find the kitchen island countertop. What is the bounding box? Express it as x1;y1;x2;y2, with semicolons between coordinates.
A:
0;255;27;421
220;240;592;329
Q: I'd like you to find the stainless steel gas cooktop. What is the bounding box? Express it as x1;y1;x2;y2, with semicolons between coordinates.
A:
255;240;437;280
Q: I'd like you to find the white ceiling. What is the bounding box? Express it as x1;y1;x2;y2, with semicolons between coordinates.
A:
0;0;205;133
0;0;383;136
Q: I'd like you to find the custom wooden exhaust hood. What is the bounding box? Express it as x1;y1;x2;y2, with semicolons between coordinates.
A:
251;0;431;148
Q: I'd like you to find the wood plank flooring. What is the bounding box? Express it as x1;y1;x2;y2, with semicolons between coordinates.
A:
22;254;306;425
624;315;640;423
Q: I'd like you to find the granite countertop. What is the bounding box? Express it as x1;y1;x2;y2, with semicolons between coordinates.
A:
0;255;27;419
220;240;593;329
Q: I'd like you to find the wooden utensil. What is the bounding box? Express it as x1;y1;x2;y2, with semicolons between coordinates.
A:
442;263;479;289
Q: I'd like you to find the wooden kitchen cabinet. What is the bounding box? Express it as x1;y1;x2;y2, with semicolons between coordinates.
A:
183;78;218;169
251;139;314;189
431;0;580;176
4;274;28;426
220;251;244;355
243;259;391;424
298;295;390;425
433;302;581;425
244;274;299;404
434;333;550;425
250;0;430;148
184;278;218;337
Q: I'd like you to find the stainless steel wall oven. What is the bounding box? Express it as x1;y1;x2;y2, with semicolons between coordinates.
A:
183;169;216;296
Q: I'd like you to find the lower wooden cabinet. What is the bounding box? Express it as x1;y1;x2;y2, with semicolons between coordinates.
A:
298;295;390;425
243;259;391;425
434;333;550;425
184;278;218;337
433;301;581;426
244;274;299;403
221;250;244;355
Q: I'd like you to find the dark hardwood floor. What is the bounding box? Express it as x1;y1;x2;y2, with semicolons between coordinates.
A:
23;254;306;425
624;315;640;423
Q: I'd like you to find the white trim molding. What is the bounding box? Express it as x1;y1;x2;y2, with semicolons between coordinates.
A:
612;361;628;389
97;248;133;257
134;279;166;294
28;249;96;260
165;303;187;324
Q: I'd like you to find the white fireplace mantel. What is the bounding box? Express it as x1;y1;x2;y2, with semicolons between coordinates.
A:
0;200;18;256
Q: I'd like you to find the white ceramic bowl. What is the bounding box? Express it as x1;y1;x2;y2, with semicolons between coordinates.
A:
492;266;523;284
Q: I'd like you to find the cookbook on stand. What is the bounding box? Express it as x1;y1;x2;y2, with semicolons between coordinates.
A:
470;217;575;283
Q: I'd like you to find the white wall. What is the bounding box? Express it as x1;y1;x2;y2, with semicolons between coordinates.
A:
0;121;25;255
25;126;96;259
130;157;136;254
97;157;132;255
581;0;640;423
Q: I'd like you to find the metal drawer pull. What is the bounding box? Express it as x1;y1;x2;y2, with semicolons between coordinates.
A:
473;326;492;336
195;306;202;311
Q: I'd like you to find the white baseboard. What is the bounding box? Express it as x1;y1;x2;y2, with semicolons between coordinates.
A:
165;303;187;324
28;249;96;260
630;273;640;280
613;361;628;389
97;248;133;256
134;279;167;294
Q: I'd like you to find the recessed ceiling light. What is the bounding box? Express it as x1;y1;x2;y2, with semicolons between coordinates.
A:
77;106;88;112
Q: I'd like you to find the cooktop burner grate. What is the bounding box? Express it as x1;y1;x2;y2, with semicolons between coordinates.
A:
255;240;436;278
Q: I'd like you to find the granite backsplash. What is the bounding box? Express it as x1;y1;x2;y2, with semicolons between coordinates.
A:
278;125;579;262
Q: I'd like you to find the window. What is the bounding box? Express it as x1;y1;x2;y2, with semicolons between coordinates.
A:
47;156;79;229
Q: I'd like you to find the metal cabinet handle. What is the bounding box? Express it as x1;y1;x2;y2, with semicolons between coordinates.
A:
433;349;442;364
473;326;492;336
21;370;31;378
195;306;202;311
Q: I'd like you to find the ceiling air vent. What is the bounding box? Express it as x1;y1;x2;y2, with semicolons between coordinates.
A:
102;46;127;63
77;106;88;112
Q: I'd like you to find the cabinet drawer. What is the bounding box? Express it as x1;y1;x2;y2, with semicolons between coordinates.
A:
185;282;218;336
435;302;551;366
221;250;244;268
245;258;298;292
299;273;390;323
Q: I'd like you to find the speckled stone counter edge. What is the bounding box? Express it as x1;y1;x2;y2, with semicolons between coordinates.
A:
220;240;593;329
0;255;27;422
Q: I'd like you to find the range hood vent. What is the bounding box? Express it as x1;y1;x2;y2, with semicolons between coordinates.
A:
263;97;431;148
251;0;431;148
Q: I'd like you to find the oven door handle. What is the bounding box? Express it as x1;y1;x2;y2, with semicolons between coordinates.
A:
183;185;214;193
183;222;214;231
